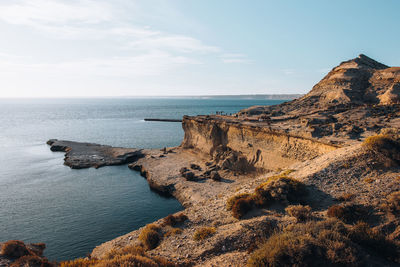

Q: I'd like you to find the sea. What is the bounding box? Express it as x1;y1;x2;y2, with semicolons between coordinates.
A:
0;98;284;261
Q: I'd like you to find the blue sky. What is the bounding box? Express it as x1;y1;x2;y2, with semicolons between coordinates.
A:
0;0;399;97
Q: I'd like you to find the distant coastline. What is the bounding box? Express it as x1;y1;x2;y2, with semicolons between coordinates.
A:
0;94;303;100
121;94;303;100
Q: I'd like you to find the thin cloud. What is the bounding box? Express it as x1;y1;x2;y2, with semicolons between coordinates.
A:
220;53;251;64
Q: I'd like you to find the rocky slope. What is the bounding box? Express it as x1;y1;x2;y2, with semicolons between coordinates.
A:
88;55;400;266
4;54;399;266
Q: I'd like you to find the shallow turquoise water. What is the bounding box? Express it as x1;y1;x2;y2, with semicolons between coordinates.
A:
0;98;283;260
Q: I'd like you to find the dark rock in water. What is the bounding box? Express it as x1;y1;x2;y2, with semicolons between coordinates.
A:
47;139;144;169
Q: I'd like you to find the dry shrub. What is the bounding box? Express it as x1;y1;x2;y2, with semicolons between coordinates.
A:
231;197;253;219
138;224;162;250
349;222;399;262
337;193;355;202
96;254;159;267
285;205;312;222
103;245;145;260
193;227;216;241
1;240;32;258
363;177;374;184
59;258;99;267
226;193;252;211
10;255;53;267
162;213;188;226
327;204;369;224
164;228;183;237
253;176;306;206
363;134;400;167
248;219;359;267
61;245;176;267
381;191;400;215
226;176;307;219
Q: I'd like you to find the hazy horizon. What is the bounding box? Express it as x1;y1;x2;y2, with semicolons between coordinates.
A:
0;0;399;97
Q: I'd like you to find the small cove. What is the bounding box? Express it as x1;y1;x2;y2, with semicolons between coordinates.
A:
0;98;283;260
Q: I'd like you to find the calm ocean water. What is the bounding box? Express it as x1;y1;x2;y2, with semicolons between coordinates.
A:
0;98;283;261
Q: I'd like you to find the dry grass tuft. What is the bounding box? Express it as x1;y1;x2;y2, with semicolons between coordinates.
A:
10;255;53;267
337;193;355;202
138;224;162;250
193;227;216;241
363;177;374;184
381;191;400;215
59;258;99;267
285;205;312;222
164;228;183;237
327;204;370;224
162;213;188;227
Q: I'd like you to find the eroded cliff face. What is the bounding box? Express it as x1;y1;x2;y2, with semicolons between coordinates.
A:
181;116;337;171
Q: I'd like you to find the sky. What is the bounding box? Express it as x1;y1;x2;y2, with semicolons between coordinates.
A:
0;0;399;97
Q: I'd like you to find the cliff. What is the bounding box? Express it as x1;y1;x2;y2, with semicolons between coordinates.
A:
181;115;338;171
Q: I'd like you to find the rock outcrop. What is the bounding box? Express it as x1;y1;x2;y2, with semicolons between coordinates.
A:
181;115;338;171
47;139;144;169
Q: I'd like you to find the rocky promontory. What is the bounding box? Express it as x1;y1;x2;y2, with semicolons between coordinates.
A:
47;139;144;169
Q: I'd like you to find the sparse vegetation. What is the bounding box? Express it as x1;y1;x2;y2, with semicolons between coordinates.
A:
1;240;32;258
327;204;370;224
10;255;52;267
349;222;399;262
248;220;359;267
363;134;400;167
248;219;400;266
61;244;177;267
231;197;253;219
162;213;188;226
285;205;312;222
138;224;162;250
226;175;307;219
164;228;183;237
337;193;355;202
381;191;400;215
253;175;306;206
193;227;216;241
363;177;374;183
226;193;252;211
